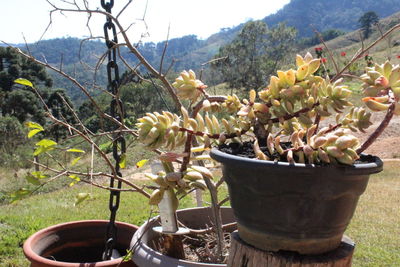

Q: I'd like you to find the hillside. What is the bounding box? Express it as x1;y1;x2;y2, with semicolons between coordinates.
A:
8;0;400;104
204;0;400;50
305;11;400;64
263;0;400;36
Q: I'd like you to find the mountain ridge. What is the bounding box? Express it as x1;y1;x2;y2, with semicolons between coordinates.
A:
8;0;400;102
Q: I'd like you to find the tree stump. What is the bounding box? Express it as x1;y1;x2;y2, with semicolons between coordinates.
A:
227;231;355;267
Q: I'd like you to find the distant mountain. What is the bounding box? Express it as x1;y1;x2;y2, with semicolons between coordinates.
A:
263;0;400;36
11;0;400;103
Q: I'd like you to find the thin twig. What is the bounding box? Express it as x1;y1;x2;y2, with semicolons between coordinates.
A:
332;23;400;81
159;24;170;74
218;196;230;207
201;56;229;66
312;26;339;75
117;0;133;18
356;102;396;154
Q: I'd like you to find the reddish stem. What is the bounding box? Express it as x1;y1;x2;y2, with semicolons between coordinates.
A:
356;103;395;154
268;103;320;124
179;133;193;172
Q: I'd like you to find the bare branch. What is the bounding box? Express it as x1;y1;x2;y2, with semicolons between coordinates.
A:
218;196;230;207
22;34;32;56
117;0;133;19
201;56;228;67
357;101;396;154
159;24;171;74
164;58;176;76
311;26;339;75
332;23;400;81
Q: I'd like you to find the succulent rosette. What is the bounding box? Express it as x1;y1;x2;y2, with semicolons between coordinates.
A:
136;53;400;166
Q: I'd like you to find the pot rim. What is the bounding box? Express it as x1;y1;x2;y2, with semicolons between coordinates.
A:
131;206;232;266
23;220;138;267
210;148;383;171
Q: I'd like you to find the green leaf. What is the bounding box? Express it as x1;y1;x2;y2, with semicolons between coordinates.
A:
119;153;127;169
75;193;90;206
34;139;57;155
14;78;33;88
31;171;48;179
135;159;149;168
36;139;57;148
70;157;81;166
123;250;133;262
25;174;41;185
67;148;85;153
69;175;81;182
25;121;44;130
99;141;112;152
10;188;31;202
33;146;54;156
28;129;43;138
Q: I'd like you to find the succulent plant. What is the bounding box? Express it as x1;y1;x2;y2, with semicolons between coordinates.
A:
172;70;207;102
360;61;400;114
136;53;400;206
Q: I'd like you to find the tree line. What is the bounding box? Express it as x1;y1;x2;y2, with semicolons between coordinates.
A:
0;10;382;168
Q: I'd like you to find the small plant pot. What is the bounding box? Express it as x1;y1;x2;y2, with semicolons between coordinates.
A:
210;148;383;255
130;206;236;266
23;220;138;267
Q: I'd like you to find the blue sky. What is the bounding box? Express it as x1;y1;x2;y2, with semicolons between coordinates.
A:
1;0;290;44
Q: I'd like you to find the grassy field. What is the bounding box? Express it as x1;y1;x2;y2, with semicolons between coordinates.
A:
347;160;400;266
0;160;399;266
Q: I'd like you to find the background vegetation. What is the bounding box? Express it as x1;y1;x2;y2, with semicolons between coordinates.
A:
1;0;400;265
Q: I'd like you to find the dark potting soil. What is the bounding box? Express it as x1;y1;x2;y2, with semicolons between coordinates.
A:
151;232;231;264
217;141;373;165
218;141;288;161
42;246;126;262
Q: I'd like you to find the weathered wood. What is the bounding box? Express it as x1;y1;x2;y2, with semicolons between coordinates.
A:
163;234;185;259
227;231;355;267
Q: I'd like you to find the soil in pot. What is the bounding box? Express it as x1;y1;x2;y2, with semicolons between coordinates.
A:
131;206;236;266
24;220;138;267
151;228;232;263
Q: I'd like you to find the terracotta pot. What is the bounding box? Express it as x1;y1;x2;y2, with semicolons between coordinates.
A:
210;149;383;255
131;206;236;266
23;220;138;267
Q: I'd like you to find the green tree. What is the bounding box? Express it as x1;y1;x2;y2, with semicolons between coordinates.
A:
358;11;379;39
0;47;52;92
265;22;298;74
211;21;297;91
120;80;174;119
2;89;46;124
211;21;268;90
77;71;175;134
46;89;77;142
0;115;26;156
0;47;52;122
300;29;345;47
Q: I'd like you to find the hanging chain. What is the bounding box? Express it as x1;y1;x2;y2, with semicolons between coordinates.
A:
101;0;126;260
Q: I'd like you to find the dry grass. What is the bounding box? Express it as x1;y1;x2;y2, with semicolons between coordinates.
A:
347;160;400;266
302;12;400;75
0;152;398;266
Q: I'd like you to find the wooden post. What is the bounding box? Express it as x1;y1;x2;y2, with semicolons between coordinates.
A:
227;231;355;267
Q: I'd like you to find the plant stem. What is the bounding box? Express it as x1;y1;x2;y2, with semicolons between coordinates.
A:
356;102;395;154
203;176;225;261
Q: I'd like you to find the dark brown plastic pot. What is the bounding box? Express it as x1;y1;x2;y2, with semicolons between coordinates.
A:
130;206;236;266
23;220;138;267
210;148;383;255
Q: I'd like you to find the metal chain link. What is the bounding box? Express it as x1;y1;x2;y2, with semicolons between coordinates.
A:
101;0;125;260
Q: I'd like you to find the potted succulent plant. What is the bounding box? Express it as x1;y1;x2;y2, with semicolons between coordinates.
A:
134;52;399;256
8;1;400;265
